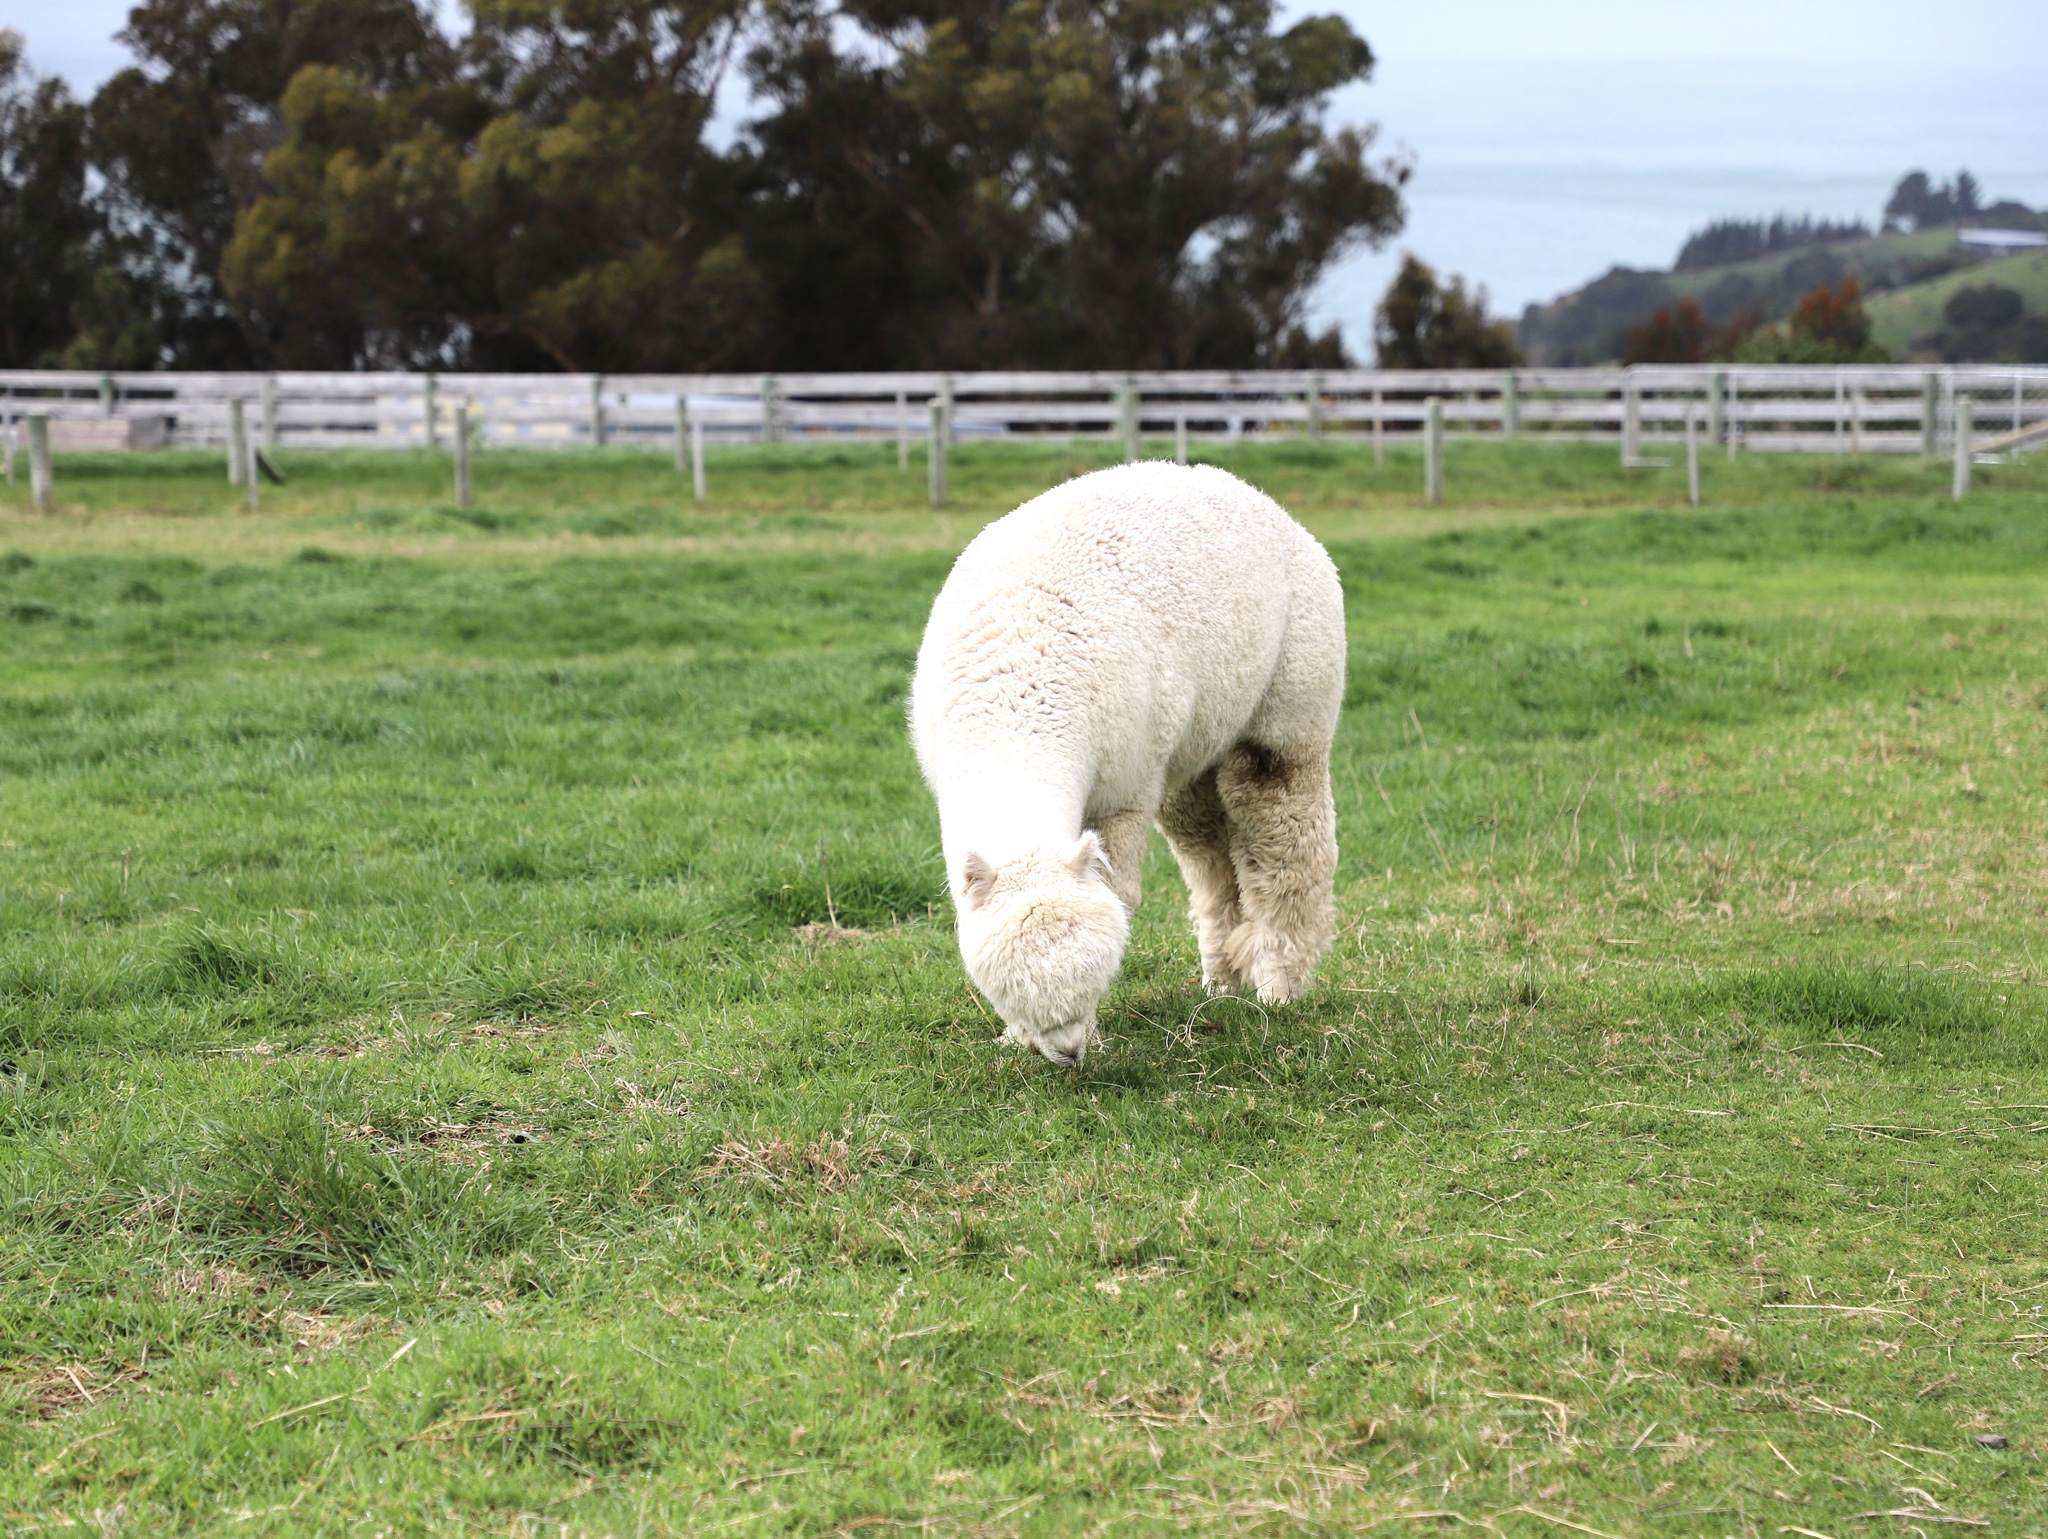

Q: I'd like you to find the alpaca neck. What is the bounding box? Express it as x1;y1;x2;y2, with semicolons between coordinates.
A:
936;769;1086;873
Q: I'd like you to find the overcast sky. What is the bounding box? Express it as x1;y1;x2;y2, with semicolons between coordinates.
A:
9;0;2044;97
1328;0;2048;64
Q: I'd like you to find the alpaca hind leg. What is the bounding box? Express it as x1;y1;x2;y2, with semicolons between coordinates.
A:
1158;768;1247;993
1215;742;1337;1004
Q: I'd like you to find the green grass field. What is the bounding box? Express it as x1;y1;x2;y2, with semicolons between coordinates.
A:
3;439;2046;1535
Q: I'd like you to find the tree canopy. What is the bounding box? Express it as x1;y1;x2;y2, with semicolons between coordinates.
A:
0;34;96;366
1673;214;1868;273
745;0;1402;369
0;1;1405;371
1373;254;1520;370
1882;169;1982;233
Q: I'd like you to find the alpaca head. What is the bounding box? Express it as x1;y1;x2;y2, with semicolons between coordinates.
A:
954;833;1128;1067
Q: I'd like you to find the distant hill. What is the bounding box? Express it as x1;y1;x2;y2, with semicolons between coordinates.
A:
1520;184;2048;365
1865;248;2048;363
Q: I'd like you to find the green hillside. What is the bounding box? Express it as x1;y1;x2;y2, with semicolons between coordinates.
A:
1865;248;2048;356
1522;223;2047;364
1663;225;1956;306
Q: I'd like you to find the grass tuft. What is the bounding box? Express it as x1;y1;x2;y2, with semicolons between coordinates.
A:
1665;966;2042;1064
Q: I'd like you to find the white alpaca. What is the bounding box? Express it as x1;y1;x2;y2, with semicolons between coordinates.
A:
911;461;1344;1066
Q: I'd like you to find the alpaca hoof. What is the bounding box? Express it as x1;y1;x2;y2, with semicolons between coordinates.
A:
1253;972;1303;1006
1225;926;1316;1005
1251;946;1319;1004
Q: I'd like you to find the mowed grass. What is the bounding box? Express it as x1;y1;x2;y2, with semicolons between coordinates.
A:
1;441;2046;1535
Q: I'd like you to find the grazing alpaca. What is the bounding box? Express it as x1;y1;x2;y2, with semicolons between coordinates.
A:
910;461;1344;1066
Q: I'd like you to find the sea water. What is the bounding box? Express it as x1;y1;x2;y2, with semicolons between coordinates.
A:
1308;58;2048;359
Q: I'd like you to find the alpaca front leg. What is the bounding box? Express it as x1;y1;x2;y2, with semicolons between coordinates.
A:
1158;768;1247;993
1215;742;1336;1004
1094;806;1151;915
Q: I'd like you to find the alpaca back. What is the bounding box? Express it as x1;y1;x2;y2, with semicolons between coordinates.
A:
912;463;1338;846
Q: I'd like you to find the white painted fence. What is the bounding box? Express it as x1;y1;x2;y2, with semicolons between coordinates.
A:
1;366;2043;456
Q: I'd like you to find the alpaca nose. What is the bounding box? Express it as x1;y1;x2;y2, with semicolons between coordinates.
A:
1034;1020;1091;1068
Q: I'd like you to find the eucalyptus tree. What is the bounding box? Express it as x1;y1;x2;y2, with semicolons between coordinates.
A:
746;0;1406;368
0;32;97;366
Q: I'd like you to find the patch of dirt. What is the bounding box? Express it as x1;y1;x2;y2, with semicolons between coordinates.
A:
703;1129;910;1195
282;1311;370;1351
4;1359;148;1419
418;1116;542;1149
470;1019;574;1043
1250;1395;1302;1427
1002;1373;1214;1431
119;1189;192;1231
1093;1262;1173;1297
158;1264;269;1301
791;922;875;944
708;1133;860;1192
341;1114;543;1162
614;1078;689;1117
1679;1329;1760;1382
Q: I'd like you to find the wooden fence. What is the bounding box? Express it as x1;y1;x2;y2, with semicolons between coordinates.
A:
1;365;2043;458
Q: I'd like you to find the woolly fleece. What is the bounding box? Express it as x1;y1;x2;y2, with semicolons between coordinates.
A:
911;461;1344;1066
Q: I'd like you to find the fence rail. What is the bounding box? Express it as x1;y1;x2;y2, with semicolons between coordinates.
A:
2;365;2044;458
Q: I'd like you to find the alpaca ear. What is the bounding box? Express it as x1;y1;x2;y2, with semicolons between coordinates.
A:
960;851;997;909
1067;830;1112;882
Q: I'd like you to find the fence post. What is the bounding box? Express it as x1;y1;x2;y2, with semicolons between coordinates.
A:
1174;411;1188;466
1953;398;1972;500
1921;372;1939;457
423;373;437;449
1622;375;1641;466
1372;387;1384;466
1727;372;1740;458
1502;371;1520;439
1849;379;1863;455
1424;397;1443;504
99;374;116;416
896;389;909;471
261;374;278;450
691;418;706;502
455;402;472;510
1307;371;1325;439
228;397;247;484
591;376;606;448
760;375;779;445
674;394;689;473
1707;370;1724;445
1686;411;1701;506
939;376;955;447
1120;377;1138;463
27;414;52;514
246;430;261;512
929;399;947;507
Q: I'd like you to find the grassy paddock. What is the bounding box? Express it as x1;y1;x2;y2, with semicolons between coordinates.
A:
1;443;2045;1534
1;434;1982;556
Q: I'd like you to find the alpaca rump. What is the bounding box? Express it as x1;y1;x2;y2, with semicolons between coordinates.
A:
911;462;1344;1066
